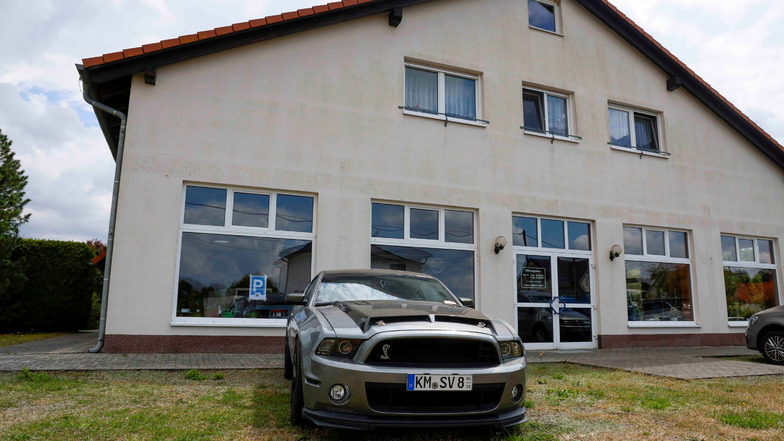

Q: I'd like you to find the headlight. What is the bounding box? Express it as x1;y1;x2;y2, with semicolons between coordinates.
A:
316;338;363;358
748;315;760;327
500;341;524;360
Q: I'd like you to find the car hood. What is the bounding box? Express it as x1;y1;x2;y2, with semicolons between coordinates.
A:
317;300;497;336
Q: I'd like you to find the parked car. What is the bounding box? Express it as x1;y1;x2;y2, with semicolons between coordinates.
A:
283;269;527;430
745;305;784;365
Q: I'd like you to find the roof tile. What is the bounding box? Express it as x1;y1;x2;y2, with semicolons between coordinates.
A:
142;43;163;53
327;2;344;10
82;56;105;67
178;34;198;44
265;14;284;24
297;8;315;17
102;51;125;63
282;11;299;20
197;30;217;40
313;5;329;13
249;18;267;28
214;26;234;36
122;47;144;58
160;38;181;49
232;22;251;32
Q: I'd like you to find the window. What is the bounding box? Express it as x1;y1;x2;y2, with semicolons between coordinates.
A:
175;185;314;325
722;235;778;323
512;216;591;251
404;63;482;124
523;87;572;138
623;226;693;323
608;104;663;153
528;0;559;33
371;202;476;299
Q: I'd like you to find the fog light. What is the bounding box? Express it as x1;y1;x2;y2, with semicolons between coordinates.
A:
511;384;523;402
329;384;350;403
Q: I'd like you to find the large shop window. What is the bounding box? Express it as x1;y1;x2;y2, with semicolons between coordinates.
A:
623;226;694;323
370;202;475;299
175;185;314;325
403;63;483;125
722;235;779;323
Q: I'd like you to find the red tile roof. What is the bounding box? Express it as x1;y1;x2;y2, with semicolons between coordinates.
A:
81;0;376;68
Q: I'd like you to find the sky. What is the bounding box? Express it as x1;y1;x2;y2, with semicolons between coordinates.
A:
0;0;782;243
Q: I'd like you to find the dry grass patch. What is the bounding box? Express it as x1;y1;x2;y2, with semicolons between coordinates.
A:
0;332;66;348
1;363;783;440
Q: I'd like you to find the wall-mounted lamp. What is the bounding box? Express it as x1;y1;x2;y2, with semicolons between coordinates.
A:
494;236;508;254
609;244;623;261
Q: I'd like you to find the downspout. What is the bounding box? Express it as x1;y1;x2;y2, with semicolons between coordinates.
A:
82;84;127;353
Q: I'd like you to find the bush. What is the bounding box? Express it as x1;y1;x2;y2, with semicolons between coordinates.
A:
0;239;98;332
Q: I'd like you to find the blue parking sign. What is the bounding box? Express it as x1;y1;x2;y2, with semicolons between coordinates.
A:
249;275;267;301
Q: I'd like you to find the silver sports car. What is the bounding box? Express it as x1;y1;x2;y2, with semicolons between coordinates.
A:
284;269;527;430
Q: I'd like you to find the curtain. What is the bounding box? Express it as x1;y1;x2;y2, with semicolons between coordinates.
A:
547;95;568;136
445;74;476;120
634;115;658;150
405;68;438;114
609;108;631;146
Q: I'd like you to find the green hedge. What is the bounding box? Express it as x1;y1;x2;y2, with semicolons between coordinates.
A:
0;239;99;332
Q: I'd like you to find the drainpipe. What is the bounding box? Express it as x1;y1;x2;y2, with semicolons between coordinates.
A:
82;85;127;353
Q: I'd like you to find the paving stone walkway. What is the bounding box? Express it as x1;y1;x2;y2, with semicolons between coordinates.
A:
2;332;784;379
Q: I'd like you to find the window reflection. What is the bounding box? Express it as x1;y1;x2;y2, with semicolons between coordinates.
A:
528;0;556;32
370;245;474;299
721;235;737;261
724;267;778;321
517;307;553;343
668;231;688;258
371;203;404;239
177;233;311;319
276;195;313;233
559;308;592;342
184;186;226;226
516;255;551;303
513;216;538;247
232;193;269;228
568;222;591;251
646;230;665;256
626;261;693;321
558;258;590;304
623;227;643;255
541;219;564;249
410;208;439;240
445;209;474;244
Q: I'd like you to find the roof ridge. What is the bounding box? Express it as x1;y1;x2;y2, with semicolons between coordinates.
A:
81;0;374;68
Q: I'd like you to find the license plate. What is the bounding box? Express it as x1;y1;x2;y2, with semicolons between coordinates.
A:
406;374;472;391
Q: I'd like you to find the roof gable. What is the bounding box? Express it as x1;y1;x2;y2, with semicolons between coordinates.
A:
77;0;784;169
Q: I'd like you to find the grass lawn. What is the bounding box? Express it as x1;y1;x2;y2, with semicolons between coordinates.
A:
1;363;783;441
0;333;66;348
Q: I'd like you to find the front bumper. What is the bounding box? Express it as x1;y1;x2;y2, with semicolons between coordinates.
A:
304;405;527;430
300;353;527;430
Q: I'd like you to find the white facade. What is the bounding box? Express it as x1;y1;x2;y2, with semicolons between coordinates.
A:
92;0;784;351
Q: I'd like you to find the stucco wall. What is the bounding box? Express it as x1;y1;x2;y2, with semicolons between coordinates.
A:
105;0;784;344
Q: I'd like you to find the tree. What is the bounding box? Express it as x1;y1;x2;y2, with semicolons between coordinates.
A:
0;129;31;295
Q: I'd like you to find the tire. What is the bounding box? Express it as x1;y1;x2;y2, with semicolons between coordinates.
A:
290;341;305;426
283;338;293;380
760;330;784;365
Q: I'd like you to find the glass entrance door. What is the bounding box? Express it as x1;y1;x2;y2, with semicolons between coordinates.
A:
515;253;595;349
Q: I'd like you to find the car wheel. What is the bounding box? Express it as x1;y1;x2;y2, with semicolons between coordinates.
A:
761;330;784;365
290;341;305;425
283;338;293;380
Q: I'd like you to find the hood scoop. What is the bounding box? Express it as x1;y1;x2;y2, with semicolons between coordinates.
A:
362;315;430;333
434;315;495;332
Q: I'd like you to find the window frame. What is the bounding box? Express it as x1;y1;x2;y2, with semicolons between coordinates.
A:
721;234;779;327
402;62;486;127
527;0;562;35
522;85;578;143
172;184;316;328
608;103;668;158
623;226;697;327
370;201;477;301
512;215;593;253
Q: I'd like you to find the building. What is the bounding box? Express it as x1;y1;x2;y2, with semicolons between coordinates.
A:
77;0;784;353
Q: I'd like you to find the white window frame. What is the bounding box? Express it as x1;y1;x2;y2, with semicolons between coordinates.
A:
172;184;316;328
528;0;562;35
370;201;477;302
512;215;593;253
402;62;486;127
522;86;578;143
624;226;697;328
608;103;668;158
721;234;779;327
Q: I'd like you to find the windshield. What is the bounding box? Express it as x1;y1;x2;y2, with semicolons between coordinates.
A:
315;274;458;305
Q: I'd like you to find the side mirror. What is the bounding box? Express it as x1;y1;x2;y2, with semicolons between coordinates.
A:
459;297;475;308
285;293;306;305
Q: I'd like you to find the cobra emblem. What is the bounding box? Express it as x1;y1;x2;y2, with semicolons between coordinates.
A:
380;343;392;360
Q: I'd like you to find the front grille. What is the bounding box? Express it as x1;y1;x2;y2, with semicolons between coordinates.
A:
365;338;500;367
366;382;504;413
